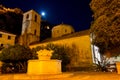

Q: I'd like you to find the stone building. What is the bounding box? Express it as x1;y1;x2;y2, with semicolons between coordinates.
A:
19;10;93;68
30;29;93;68
14;8;93;72
52;24;74;38
19;10;41;46
0;30;16;47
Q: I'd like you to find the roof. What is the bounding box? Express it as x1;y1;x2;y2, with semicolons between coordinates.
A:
52;23;75;31
30;29;90;45
0;29;16;36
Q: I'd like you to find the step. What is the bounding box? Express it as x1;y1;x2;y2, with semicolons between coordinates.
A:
0;73;73;80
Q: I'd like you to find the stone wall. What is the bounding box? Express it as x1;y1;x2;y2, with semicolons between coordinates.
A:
29;31;93;68
0;31;16;46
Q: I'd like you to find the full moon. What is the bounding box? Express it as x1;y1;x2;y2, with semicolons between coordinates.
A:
41;12;45;16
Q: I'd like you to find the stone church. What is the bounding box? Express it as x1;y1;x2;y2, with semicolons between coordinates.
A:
19;10;94;69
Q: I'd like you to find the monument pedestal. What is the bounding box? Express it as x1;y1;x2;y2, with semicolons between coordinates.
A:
27;59;62;75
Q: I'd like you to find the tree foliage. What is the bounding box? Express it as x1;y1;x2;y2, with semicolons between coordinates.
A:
90;0;120;54
46;44;70;66
0;44;33;62
0;44;34;73
32;43;71;71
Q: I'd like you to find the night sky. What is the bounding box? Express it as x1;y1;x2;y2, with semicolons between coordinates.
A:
0;0;93;32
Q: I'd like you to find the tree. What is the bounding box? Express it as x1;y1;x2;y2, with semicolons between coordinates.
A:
46;44;70;71
90;0;120;56
0;44;34;73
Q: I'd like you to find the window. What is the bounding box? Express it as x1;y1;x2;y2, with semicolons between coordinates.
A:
0;34;2;37
65;29;67;32
26;14;29;19
1;44;3;47
34;30;36;35
8;36;11;40
35;14;37;22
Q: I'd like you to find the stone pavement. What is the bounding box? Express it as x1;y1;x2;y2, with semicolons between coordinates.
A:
0;72;120;80
59;72;120;80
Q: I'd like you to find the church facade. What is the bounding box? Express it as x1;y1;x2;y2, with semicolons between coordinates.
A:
30;29;93;68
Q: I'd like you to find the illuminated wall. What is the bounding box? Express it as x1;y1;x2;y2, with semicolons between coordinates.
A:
52;24;75;38
22;10;41;36
0;31;16;47
20;10;41;45
30;30;93;67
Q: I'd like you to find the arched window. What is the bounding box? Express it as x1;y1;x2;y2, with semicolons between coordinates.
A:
34;30;37;35
35;14;37;22
26;14;29;19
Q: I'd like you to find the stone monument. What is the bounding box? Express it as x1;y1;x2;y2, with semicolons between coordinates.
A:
27;49;62;74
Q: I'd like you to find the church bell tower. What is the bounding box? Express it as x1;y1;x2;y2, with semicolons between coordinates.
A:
20;10;41;45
